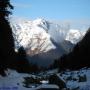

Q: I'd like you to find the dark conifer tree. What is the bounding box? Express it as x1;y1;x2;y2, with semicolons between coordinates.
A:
0;0;16;75
15;47;30;73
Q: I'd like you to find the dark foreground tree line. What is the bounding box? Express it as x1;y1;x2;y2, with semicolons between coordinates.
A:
52;28;90;71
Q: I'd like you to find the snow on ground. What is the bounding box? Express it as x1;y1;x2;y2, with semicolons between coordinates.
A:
0;69;58;90
59;68;90;90
0;69;34;90
0;68;90;90
35;84;59;90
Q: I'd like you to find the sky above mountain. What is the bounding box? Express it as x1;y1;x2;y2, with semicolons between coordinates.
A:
11;0;90;30
11;0;90;19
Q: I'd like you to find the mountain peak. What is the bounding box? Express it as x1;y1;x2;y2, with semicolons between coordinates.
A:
32;18;49;30
65;29;85;44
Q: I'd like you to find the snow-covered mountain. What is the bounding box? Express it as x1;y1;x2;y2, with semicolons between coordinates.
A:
10;18;84;50
65;29;86;44
10;18;85;66
11;18;56;53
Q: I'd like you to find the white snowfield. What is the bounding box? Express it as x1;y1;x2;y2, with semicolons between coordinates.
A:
0;68;90;90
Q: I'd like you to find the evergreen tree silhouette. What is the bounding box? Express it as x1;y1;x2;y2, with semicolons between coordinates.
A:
15;47;31;73
0;0;15;76
14;46;40;73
